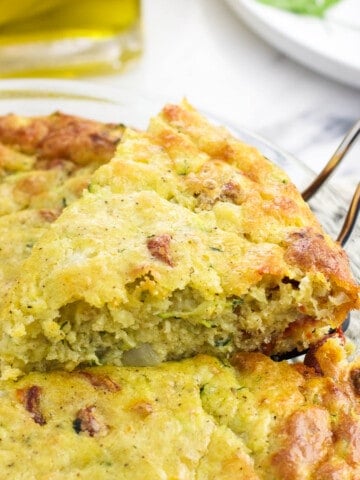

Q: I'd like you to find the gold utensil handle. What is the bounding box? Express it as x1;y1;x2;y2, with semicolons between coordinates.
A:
302;120;360;201
337;183;360;246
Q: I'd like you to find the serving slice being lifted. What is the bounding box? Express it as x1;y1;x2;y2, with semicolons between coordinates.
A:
0;100;358;378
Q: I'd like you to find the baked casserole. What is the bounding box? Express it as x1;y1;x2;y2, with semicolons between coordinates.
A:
0;112;123;299
0;334;359;479
0;101;358;379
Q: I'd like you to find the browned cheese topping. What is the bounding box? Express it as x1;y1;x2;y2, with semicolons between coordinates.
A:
0;336;358;479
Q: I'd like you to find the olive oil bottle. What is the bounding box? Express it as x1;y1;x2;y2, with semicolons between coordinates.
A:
0;0;141;77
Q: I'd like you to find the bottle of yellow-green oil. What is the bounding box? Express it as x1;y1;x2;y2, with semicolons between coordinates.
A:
0;0;141;77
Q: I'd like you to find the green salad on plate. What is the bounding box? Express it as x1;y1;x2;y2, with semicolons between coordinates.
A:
256;0;342;16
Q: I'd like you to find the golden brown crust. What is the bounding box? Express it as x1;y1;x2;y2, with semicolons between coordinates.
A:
0;113;123;219
233;336;360;479
0;337;358;479
0;112;123;165
285;227;356;286
0;112;124;306
304;329;346;374
271;407;332;479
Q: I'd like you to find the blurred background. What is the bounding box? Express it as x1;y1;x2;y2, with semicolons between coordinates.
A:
0;0;359;208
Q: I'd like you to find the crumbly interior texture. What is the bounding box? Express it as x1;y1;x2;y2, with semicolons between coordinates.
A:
0;102;358;378
0;112;123;297
0;335;359;479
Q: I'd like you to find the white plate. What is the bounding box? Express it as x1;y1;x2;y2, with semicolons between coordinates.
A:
224;0;360;88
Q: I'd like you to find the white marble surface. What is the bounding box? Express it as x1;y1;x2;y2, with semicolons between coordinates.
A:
88;0;360;206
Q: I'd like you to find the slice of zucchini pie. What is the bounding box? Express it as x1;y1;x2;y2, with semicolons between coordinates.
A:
0;101;358;378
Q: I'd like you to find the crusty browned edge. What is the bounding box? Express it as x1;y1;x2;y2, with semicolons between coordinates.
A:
285;227;358;294
0;112;124;166
232;335;360;479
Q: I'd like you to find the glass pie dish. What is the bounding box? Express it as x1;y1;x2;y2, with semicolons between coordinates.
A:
0;79;358;355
